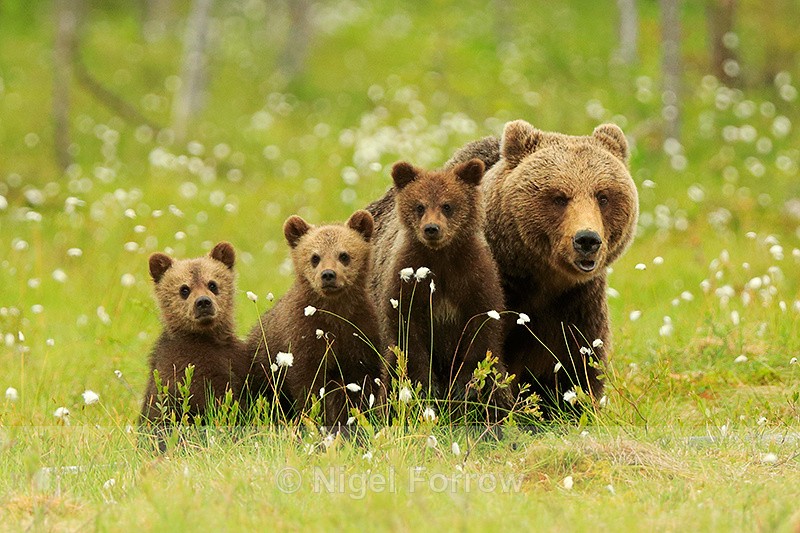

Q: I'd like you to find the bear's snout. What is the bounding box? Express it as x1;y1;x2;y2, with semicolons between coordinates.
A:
423;223;441;241
194;295;216;320
573;230;602;254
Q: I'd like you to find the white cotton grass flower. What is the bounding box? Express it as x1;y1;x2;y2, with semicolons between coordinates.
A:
270;363;278;373
599;395;608;407
414;267;431;280
54;406;70;419
451;441;461;456
562;475;574;490
592;338;604;349
369;393;375;408
422;406;437;422
652;256;664;265
516;313;530;325
554;362;563;373
790;357;798;365
731;310;740;326
315;329;324;339
120;273;136;287
5;387;18;402
246;291;258;302
399;267;414;282
579;346;591;356
426;435;438;449
362;450;373;462
304;305;316;316
52;269;68;283
429;280;436;293
82;390;100;405
266;292;274;302
398;387;412;403
487;310;501;320
634;263;647;271
629;310;642;321
734;354;748;363
762;452;778;464
346;416;356;426
276;352;294;367
345;383;362;393
563;389;578;405
659;316;673;337
319;387;325;398
103;478;116;491
757;416;767;426
114;370;123;379
390;298;399;309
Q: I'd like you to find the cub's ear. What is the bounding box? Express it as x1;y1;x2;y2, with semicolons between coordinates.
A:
592;123;629;162
454;158;485;186
500;120;542;168
149;253;173;283
284;215;311;248
347;210;374;242
391;161;419;190
210;241;235;269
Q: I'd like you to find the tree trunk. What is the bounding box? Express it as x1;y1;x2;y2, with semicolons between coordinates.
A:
53;0;80;171
660;0;681;141
706;0;738;85
171;0;212;143
615;0;638;65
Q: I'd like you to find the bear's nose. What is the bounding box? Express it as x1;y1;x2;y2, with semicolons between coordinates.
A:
423;224;440;239
195;296;213;310
321;269;337;283
573;230;602;254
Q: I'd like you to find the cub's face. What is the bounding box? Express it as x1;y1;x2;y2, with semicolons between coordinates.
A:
392;159;484;250
499;121;638;284
149;242;236;334
284;210;374;299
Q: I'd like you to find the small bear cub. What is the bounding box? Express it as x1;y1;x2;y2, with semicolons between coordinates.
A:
247;210;385;429
372;159;507;400
141;242;246;426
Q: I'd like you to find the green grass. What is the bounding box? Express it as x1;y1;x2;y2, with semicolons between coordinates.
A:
1;0;800;530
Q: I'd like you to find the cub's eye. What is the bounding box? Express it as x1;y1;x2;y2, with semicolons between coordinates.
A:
311;254;321;267
338;252;351;265
441;203;452;215
179;285;191;299
208;281;219;294
597;193;609;206
554;196;569;207
415;204;425;216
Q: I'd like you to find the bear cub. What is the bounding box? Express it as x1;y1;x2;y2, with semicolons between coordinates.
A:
370;159;508;402
141;242;247;426
247;210;385;429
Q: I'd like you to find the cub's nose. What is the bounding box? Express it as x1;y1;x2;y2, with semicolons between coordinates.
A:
423;223;440;239
321;269;337;283
573;230;602;254
195;296;213;310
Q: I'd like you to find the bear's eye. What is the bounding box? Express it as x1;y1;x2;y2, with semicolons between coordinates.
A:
441;203;452;215
554;196;569;207
338;252;351;266
179;285;191;299
208;281;219;294
597;193;609;207
311;254;321;267
415;204;425;216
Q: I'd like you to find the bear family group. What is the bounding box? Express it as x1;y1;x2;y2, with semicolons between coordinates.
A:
140;119;639;433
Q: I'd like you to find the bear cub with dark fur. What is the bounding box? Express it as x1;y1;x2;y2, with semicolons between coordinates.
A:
369;159;507;401
141;242;247;425
247;210;385;429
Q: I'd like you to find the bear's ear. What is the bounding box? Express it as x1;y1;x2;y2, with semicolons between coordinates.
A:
592;124;629;162
391;161;419;190
454;158;485;186
500;120;542;168
284;215;311;248
149;253;173;283
209;241;235;269
346;210;374;242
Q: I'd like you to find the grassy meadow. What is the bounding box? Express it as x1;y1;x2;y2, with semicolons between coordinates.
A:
1;1;800;530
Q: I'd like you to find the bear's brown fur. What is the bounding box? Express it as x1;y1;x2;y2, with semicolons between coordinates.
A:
140;242;247;425
368;159;508;402
246;211;386;429
446;120;638;411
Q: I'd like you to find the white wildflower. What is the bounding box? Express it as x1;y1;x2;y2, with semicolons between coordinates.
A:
487;310;501;320
762;453;778;464
345;383;362;392
362;451;373;462
114;370;123;379
757;416;767;425
82;390;100;405
267;292;274;301
390;298;399;309
52;269;68;283
103;478;116;490
579;346;591;356
399;267;414;282
629;310;642;321
369;393;375;408
652;256;664;265
429;280;436;293
599;395;608;407
5;387;18;402
426;435;438;448
563;476;574;490
304;305;316;316
414;267;431;280
563;389;578;405
120;273;136;287
276;351;294;367
270;363;278;373
346;416;355;426
731;310;740;325
422;406;437;422
592;338;604;348
319;387;325;398
315;329;324;339
790;357;797;365
554;362;563;373
451;442;461;456
398;387;412;403
734;354;748;363
246;291;258;302
516;313;530;325
634;263;647;271
54;406;70;419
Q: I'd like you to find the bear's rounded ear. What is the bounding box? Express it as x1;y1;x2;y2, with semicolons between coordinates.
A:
210;241;235;269
284;215;311;248
454;158;485;186
391;161;419;190
500;120;542;168
149;253;173;283
347;210;374;242
592;124;629;162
